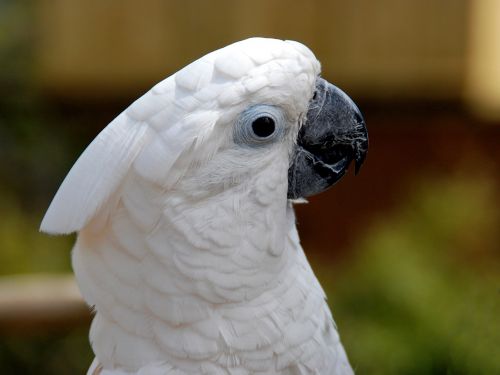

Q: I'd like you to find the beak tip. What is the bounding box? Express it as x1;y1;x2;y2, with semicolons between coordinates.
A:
354;163;361;176
354;158;363;175
354;144;368;176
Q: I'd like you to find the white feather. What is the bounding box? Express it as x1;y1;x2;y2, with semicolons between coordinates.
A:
40;114;150;234
42;38;353;375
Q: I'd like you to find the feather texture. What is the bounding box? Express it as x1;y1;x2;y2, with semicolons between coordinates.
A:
42;38;352;375
40;115;150;234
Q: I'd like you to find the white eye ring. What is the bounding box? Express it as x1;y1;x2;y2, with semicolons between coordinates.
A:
234;104;286;147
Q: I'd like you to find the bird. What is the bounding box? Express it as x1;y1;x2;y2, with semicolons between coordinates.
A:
41;37;368;375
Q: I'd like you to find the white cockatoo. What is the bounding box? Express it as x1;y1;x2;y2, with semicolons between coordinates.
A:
41;38;368;375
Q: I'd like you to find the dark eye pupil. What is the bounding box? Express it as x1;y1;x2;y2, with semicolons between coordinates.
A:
251;116;275;138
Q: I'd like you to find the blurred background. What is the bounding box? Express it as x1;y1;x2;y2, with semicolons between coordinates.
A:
0;0;499;374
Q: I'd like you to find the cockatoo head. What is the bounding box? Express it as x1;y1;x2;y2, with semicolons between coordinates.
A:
142;38;367;206
41;37;367;236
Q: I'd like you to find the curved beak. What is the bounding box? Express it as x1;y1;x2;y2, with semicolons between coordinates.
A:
288;78;368;199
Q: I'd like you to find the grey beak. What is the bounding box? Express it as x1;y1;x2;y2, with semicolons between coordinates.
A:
288;78;368;199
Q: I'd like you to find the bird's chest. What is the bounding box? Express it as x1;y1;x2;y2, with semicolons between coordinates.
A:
78;165;339;373
137;251;334;374
77;201;338;374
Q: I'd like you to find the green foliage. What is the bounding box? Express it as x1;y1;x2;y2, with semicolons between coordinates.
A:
0;192;73;276
0;328;93;375
318;173;500;374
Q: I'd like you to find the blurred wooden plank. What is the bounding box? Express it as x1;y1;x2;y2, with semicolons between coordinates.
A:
316;0;468;99
36;0;467;100
465;0;500;120
0;274;89;334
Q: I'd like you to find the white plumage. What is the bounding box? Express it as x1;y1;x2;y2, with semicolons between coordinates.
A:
42;38;354;374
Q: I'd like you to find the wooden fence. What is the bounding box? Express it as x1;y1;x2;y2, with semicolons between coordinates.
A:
0;275;90;335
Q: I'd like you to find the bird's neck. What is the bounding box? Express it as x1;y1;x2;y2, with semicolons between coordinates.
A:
72;168;335;372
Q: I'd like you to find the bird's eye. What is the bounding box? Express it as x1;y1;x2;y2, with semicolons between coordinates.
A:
234;104;286;147
252;116;275;138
